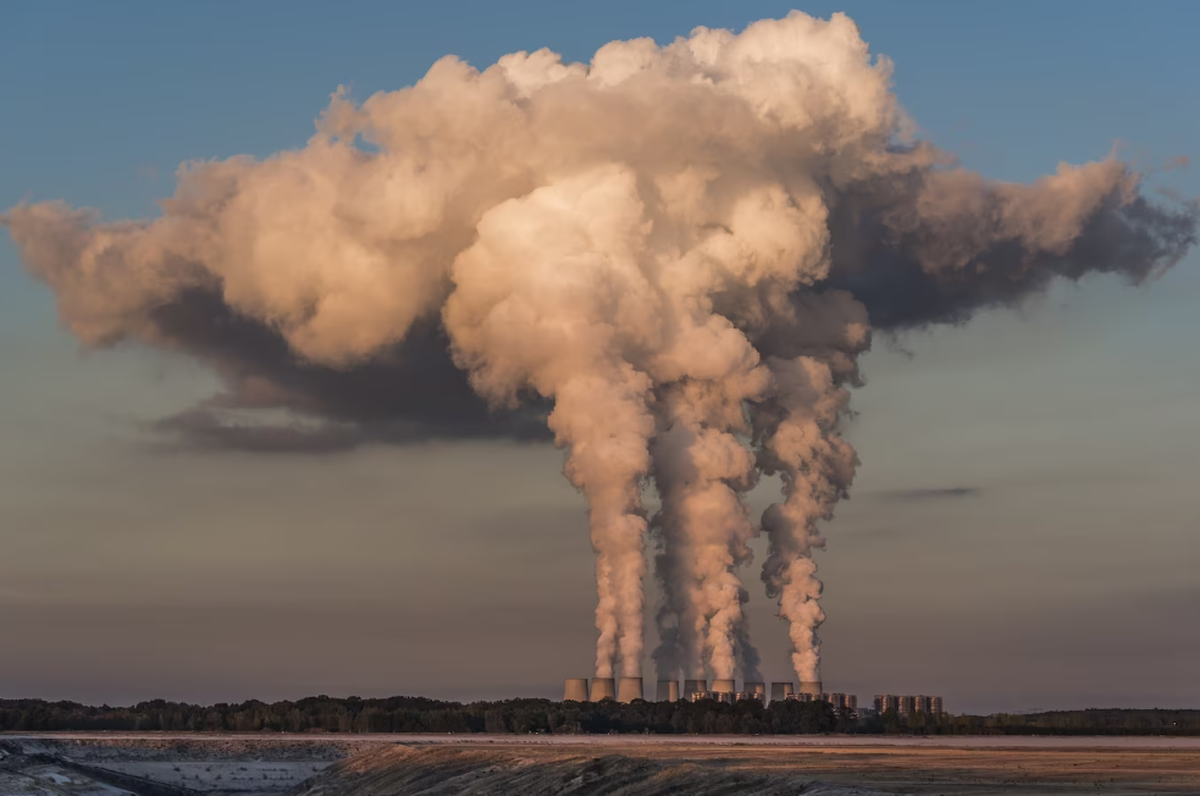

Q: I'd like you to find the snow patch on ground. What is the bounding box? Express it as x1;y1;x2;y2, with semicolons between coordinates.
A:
88;761;332;792
0;765;138;796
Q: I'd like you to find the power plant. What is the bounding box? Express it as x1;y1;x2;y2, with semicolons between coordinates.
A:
564;677;946;716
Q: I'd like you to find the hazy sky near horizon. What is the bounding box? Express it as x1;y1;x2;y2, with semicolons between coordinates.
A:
1;1;1198;714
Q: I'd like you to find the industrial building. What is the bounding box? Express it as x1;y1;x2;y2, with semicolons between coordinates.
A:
655;679;680;702
617;677;644;702
690;691;736;704
827;693;857;711
563;678;588;702
590;678;615;701
783;692;856;712
873;694;946;717
735;691;765;703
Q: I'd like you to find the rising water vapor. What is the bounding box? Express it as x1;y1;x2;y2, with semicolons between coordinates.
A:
5;11;1194;684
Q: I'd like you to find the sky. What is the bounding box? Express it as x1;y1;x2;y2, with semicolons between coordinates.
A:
1;1;1198;714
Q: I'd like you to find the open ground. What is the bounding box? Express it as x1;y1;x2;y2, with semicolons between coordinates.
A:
4;734;1200;795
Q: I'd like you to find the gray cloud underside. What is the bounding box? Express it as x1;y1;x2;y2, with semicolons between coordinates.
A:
139;185;1195;454
871;486;982;502
824;169;1198;330
145;288;553;450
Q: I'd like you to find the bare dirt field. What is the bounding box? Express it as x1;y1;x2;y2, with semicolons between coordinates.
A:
3;734;1200;795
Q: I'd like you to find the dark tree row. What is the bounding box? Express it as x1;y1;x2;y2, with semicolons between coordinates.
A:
1;697;1197;735
0;697;837;734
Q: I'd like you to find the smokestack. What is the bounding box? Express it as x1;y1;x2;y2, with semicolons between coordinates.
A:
617;677;644;703
770;682;794;702
745;681;766;698
711;678;735;695
655;679;679;702
590;677;616;701
799;680;822;696
563;678;588;702
684;678;707;697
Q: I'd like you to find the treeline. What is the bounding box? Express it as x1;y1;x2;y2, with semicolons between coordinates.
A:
1;697;1198;735
903;708;1200;736
0;696;842;735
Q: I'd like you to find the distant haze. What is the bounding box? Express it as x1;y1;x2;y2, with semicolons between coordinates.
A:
0;1;1197;714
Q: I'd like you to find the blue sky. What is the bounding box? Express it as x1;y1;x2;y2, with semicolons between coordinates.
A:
1;1;1198;712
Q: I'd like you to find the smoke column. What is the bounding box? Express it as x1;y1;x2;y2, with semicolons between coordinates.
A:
4;12;1194;685
755;356;860;683
651;375;767;683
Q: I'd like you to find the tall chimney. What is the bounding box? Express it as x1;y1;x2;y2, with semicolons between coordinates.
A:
711;678;735;695
770;681;794;702
563;678;588;702
684;678;707;698
617;677;644;703
799;680;822;696
655;679;679;702
590;677;616;701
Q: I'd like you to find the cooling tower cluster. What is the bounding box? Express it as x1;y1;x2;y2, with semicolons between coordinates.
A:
563;677;645;703
649;678;778;704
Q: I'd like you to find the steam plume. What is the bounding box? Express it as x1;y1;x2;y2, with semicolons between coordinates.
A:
4;11;1194;684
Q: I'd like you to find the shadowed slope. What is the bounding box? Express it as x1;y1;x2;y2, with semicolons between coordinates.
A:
291;745;885;796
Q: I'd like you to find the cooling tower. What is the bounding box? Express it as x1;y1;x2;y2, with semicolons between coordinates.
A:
799;680;822;696
617;677;644;703
770;681;794;702
590;677;616;701
655;679;679;702
745;681;766;698
563;678;588;702
684;678;707;697
711;678;735;695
